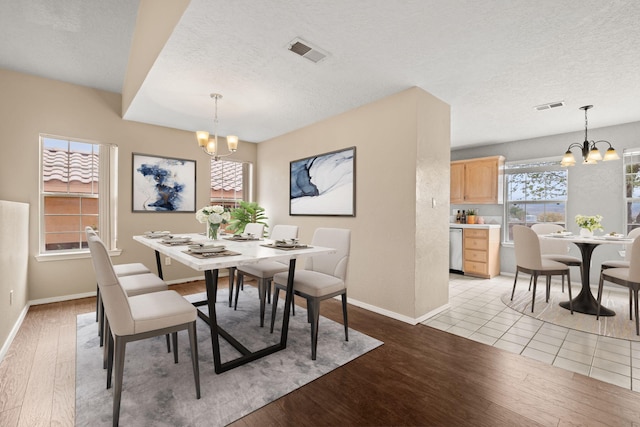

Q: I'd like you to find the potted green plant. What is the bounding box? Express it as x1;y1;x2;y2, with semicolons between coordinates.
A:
226;201;269;235
466;209;477;224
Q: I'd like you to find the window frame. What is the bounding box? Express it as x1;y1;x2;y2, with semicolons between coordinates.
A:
503;157;568;243
623;148;640;234
37;134;119;261
209;158;253;208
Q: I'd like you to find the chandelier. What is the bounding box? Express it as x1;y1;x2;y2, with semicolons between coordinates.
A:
195;93;238;160
560;105;620;167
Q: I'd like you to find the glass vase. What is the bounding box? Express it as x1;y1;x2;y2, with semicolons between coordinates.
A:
207;222;220;240
580;228;593;238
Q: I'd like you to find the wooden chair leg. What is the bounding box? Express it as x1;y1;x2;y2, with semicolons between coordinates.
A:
531;274;537;313
172;332;178;363
634;289;639;336
596;274;604;320
234;272;242;310
566;270;573;314
258;278;267;327
545;275;551;302
112;336;126;427
630;289;633;320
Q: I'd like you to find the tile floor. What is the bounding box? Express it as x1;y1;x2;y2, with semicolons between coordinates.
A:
423;274;640;392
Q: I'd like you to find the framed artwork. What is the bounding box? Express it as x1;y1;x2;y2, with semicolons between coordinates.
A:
290;146;356;216
132;153;196;212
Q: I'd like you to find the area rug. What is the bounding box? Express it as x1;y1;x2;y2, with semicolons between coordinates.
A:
503;282;640;341
76;287;383;426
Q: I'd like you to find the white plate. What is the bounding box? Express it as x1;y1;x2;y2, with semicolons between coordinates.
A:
189;246;226;254
162;237;192;244
144;230;171;238
549;232;572;238
603;235;625;240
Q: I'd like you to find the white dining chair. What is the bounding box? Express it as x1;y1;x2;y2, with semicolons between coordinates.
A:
597;235;640;335
234;225;299;326
511;225;573;313
88;234;200;426
270;228;351;360
531;223;581;293
243;222;265;237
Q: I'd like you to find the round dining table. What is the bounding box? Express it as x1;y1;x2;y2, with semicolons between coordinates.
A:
540;233;633;316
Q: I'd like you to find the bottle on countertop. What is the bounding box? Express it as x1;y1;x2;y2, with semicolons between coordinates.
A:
456;210;461;223
461;210;466;224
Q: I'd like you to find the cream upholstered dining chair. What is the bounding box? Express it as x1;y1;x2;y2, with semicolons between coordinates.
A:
597;235;640;335
511;225;573;313
234;225;299;326
243;222;265;237
87;235;200;426
270;228;351;360
85;227;158;347
531;223;581;292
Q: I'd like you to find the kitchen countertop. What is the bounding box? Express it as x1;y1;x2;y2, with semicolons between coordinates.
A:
449;223;501;229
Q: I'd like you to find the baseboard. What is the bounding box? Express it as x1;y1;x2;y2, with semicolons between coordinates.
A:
0;304;29;364
345;296;449;326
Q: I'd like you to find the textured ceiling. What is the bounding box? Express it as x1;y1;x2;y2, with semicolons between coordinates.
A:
2;0;640;148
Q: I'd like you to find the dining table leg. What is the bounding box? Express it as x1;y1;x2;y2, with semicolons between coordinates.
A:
559;242;615;316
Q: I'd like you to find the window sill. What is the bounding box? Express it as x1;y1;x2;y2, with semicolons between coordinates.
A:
35;248;122;262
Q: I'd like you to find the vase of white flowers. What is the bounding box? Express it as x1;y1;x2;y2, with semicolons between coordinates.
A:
575;214;602;237
195;205;230;240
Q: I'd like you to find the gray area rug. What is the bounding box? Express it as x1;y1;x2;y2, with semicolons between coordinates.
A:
76;287;383;426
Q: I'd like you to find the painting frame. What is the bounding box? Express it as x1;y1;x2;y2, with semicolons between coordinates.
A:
289;146;356;217
132;153;196;213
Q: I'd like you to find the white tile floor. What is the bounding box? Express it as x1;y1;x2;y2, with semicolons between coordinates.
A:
423;274;640;392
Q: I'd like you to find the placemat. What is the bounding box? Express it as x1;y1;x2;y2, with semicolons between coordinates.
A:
182;249;241;259
260;244;312;251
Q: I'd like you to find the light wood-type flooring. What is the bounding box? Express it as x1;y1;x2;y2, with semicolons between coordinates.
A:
1;279;640;426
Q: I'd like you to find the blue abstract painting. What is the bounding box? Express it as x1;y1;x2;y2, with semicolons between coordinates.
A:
132;154;196;212
290;147;355;216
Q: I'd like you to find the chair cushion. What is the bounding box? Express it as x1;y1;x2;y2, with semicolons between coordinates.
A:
128;290;196;334
539;258;569;271
603;267;631;282
238;261;288;279
119;273;167;296
113;262;150;277
273;270;345;298
602;260;630;269
542;254;581;265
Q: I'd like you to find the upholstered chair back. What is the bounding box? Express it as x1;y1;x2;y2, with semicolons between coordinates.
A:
531;223;570;255
244;222;265;237
513;225;543;270
270;225;299;241
628;236;640;282
87;235;134;336
304;228;351;282
623;228;640;261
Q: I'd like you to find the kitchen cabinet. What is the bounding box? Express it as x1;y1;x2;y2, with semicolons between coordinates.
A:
463;228;500;278
450;156;505;204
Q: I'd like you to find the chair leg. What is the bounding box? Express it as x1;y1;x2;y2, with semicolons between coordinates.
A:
188;322;201;399
545;275;551;303
341;293;349;342
270;287;280;333
596;274;604;320
172;332;178;363
96;284;100;322
634;289;639;336
166;334;171;353
531;274;537;313
528;275;532;292
106;326;114;388
103;316;110;369
99;298;104;347
112;336;126;427
566;270;573;314
511;270;519;301
561;274;565;293
630;289;633;320
234;272;242;311
258;278;267;327
266;279;272;304
309;299;321;360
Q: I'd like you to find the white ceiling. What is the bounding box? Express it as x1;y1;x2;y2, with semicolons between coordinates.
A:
2;0;640;148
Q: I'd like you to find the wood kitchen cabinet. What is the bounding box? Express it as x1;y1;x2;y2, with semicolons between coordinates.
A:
450;156;505;204
463;228;500;278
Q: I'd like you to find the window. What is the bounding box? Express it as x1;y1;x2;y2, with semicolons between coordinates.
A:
504;159;568;242
40;135;117;256
624;149;640;233
210;159;251;208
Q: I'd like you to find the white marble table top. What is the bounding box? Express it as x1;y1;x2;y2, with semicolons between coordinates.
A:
133;233;334;271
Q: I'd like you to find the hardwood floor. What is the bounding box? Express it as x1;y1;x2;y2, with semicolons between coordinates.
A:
1;279;640;426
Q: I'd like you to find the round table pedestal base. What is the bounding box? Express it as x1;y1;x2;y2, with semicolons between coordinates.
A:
559;300;615;316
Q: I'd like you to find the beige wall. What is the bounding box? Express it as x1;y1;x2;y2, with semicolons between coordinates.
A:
257;87;450;321
0;68;257;302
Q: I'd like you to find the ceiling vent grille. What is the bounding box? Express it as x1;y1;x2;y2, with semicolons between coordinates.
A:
287;38;328;63
534;101;565;111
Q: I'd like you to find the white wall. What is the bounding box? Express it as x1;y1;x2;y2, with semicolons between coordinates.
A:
257;87;451;321
452;120;640;284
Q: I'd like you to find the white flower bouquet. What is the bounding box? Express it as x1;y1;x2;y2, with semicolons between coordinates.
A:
575;214;603;232
196;205;230;239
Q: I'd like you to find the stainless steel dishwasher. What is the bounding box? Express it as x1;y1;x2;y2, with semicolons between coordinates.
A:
449;227;463;273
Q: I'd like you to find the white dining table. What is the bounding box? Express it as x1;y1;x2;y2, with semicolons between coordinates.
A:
133;233;335;374
540;233;633;316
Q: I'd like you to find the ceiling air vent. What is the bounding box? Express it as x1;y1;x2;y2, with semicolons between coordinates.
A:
534;101;565;111
287;38;328;63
